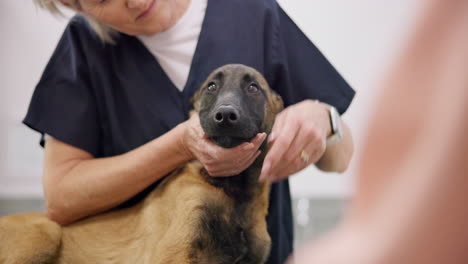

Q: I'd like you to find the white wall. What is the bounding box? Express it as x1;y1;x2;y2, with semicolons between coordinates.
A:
0;1;71;198
0;1;422;199
278;0;423;198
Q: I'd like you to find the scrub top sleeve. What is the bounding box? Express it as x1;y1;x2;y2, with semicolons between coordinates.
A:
23;21;101;157
272;5;355;114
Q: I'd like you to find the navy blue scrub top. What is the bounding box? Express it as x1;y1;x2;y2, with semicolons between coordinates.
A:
24;0;355;263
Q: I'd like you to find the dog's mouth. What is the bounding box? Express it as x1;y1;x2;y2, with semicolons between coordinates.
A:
202;117;259;148
208;135;254;149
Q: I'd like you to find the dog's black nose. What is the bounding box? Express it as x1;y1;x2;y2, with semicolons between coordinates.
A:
214;105;239;125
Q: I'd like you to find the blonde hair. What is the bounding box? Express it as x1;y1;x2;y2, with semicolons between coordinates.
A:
33;0;117;44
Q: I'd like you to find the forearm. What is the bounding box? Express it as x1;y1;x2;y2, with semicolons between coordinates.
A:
44;123;192;225
316;121;354;173
355;0;468;261
292;1;468;263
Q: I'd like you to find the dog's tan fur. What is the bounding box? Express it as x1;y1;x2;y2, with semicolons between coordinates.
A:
0;64;283;264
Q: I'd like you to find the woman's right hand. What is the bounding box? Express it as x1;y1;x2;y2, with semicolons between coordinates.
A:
181;113;266;177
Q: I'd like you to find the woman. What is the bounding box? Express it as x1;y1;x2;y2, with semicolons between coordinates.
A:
26;0;355;263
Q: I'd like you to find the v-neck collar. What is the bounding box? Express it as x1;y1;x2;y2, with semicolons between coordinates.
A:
132;0;212;99
181;0;211;97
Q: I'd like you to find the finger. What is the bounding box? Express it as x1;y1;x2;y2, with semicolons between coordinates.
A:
251;132;268;149
260;115;299;181
206;144;260;174
283;122;320;164
236;132;267;152
211;150;262;177
267;110;288;160
307;140;326;164
267;109;288;143
239;149;262;171
211;132;265;154
199;138;223;160
200;133;266;175
208;133;266;165
268;162;298;182
266;163;295;183
267;139;320;182
226;150;261;176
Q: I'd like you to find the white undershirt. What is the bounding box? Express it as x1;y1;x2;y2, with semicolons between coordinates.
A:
137;0;207;91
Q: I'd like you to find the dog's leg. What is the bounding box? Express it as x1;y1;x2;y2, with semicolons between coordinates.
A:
0;213;62;264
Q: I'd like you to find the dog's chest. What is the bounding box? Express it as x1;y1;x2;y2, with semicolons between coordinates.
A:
188;201;270;264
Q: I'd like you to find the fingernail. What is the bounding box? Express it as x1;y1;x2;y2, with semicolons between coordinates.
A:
256;135;265;145
256;133;265;141
268;133;276;142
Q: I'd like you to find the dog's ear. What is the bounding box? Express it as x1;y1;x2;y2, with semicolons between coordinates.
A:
190;83;205;114
263;89;284;134
267;90;284;117
191;68;220;114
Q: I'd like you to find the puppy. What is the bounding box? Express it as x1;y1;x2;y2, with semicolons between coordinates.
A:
0;64;283;264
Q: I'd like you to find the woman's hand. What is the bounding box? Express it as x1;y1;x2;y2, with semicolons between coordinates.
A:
181;114;267;177
259;100;331;182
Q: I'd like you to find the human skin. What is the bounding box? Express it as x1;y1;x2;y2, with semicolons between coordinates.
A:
76;0;191;36
291;0;468;263
44;0;354;225
259;100;354;182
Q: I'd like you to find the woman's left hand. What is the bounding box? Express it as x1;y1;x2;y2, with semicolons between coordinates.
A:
259;99;331;182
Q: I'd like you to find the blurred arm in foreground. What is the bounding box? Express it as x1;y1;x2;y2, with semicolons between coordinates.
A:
291;0;468;263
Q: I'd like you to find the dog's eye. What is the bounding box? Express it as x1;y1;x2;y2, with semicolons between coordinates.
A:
207;82;218;92
247;83;259;94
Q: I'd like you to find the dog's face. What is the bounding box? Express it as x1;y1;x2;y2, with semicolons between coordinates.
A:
193;64;283;148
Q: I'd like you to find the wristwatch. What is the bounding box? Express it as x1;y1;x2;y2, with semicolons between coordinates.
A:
326;105;343;146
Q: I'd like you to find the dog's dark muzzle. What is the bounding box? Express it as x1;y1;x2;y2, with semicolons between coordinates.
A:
203;104;257;148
